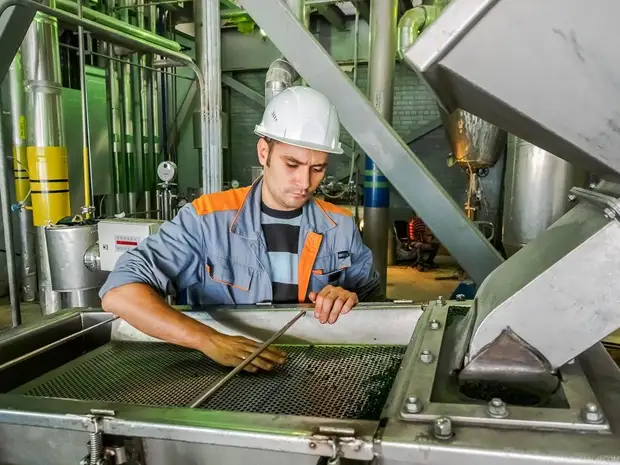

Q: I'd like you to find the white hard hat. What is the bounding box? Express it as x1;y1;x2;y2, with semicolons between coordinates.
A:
254;86;343;154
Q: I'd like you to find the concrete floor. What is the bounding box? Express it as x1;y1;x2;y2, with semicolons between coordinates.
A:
0;257;462;332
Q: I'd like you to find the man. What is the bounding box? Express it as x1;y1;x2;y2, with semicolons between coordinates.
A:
100;86;382;374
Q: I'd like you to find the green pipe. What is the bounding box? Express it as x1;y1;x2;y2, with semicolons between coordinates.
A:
55;0;182;52
397;5;441;60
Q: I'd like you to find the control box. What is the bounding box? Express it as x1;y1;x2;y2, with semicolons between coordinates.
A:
98;218;164;271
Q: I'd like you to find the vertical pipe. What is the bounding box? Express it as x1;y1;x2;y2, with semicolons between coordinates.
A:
120;0;137;213
106;0;127;213
8;53;37;302
195;0;222;193
0;100;21;326
139;6;154;218
364;0;397;295
149;5;161;217
21;2;71;314
77;0;94;218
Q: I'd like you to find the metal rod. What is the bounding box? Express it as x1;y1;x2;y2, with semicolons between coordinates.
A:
114;0;187;9
77;0;94;218
0;316;118;372
0;102;21;327
188;309;307;408
58;43;194;81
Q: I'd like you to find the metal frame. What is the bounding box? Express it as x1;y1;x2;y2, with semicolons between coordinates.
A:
235;0;504;285
0;303;424;461
397;302;609;433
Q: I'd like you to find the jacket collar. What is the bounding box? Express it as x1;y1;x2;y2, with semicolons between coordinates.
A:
230;177;337;239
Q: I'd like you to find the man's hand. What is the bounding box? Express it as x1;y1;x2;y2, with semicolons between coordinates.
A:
198;329;287;373
309;285;359;324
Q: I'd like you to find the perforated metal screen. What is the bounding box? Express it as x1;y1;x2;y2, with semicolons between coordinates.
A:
14;342;406;420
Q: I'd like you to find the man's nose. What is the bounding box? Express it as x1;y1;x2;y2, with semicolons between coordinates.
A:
296;168;311;190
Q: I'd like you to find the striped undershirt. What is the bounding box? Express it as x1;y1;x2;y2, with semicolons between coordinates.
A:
261;201;302;303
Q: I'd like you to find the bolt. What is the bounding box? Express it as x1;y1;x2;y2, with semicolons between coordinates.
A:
420;350;434;364
568;193;577;202
429;319;441;330
589;182;598;189
487;398;508;418
433;417;453;439
405;396;423;414
604;207;616;220
437;295;446;306
582;403;604;424
456;294;465;302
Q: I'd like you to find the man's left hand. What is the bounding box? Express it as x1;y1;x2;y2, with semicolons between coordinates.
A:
308;285;359;324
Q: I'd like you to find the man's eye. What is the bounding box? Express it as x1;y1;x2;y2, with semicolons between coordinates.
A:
313;167;326;172
287;163;298;168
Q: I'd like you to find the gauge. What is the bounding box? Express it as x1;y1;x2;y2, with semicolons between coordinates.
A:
157;161;177;182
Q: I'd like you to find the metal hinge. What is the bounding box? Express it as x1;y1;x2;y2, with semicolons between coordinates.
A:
310;426;368;464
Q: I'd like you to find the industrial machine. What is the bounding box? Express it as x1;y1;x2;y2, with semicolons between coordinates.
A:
1;0;620;464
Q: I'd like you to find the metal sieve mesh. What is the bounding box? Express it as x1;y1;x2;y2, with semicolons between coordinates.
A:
13;342;405;420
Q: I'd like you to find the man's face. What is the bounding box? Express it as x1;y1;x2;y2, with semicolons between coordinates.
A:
257;138;328;210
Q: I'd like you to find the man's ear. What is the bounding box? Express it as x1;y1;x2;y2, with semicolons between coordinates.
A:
256;138;269;166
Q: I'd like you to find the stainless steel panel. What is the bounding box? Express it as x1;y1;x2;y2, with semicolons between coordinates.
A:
36;226;62;315
469;182;620;370
236;0;504;285
403;0;620;179
143;440;321;465
441;109;505;169
502;135;581;256
380;306;620;465
394;303;608;433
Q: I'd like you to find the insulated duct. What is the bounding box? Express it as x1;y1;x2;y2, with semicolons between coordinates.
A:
265;57;298;106
263;0;303;105
21;4;71;314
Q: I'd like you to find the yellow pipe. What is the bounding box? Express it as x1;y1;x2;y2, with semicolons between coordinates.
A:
27;146;71;226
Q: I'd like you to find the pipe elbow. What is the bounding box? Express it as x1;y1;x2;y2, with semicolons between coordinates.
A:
265;57;299;105
397;6;440;61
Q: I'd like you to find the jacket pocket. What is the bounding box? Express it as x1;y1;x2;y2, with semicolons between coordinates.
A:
311;253;351;287
206;257;254;291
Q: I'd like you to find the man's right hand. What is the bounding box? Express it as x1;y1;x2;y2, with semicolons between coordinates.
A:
199;329;287;373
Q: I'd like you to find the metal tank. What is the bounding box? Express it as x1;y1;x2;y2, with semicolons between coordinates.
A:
502;135;582;256
45;223;108;307
441;109;506;169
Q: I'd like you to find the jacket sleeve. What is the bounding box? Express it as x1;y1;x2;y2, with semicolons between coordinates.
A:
343;219;385;302
98;204;205;299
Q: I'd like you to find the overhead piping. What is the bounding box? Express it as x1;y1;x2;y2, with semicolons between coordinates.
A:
55;0;182;52
265;57;298;105
397;5;440;60
263;0;303;105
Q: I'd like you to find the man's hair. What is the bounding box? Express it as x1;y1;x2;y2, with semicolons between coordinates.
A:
262;137;279;167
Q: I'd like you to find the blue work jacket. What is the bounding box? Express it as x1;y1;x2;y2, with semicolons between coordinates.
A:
99;178;382;305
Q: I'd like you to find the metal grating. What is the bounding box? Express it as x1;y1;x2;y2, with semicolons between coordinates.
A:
14;342;406;420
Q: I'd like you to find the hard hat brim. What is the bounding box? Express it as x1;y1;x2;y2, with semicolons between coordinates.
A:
255;126;344;155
